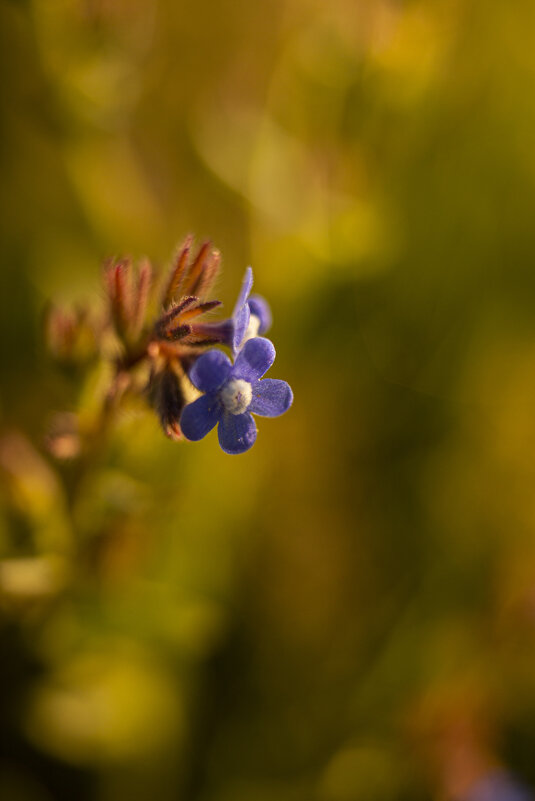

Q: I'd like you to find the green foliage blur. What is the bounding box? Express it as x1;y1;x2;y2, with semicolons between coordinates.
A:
2;1;535;799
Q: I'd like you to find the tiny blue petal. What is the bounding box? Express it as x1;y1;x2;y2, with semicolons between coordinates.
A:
230;267;253;353
218;411;257;454
233;337;276;382
180;394;221;441
249;379;293;417
248;294;272;334
232;304;250;354
189;350;232;392
233;266;253;315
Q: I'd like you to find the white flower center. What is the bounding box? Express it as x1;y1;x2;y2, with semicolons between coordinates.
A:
219;378;253;415
242;314;260;346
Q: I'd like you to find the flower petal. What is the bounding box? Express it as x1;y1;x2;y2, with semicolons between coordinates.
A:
248;295;272;334
218;411;257;454
233;337;275;382
233;266;253;315
230;267;254;353
180;395;221;441
232;303;250;354
189;349;232;392
249;379;293;417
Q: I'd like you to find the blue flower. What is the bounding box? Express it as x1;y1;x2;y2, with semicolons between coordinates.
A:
229;269;273;351
180;337;293;454
187;267;273;355
231;270;273;348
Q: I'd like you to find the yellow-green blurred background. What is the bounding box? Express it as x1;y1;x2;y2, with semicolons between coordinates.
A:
2;1;535;799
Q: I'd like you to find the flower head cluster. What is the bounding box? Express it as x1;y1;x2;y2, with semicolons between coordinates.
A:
45;237;293;455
